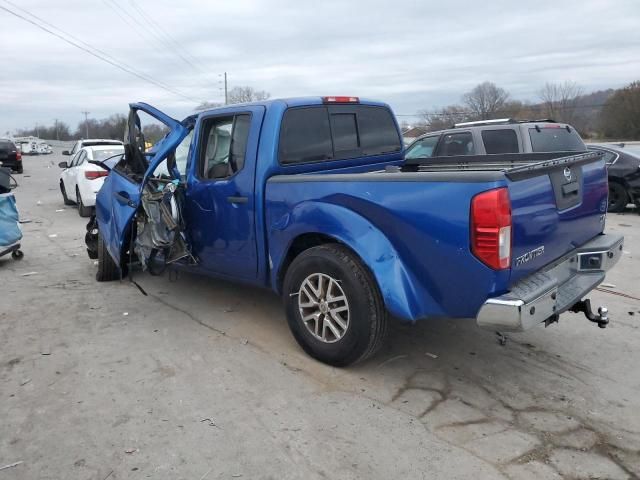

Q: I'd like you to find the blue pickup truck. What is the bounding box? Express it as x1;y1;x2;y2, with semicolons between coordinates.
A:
88;97;623;366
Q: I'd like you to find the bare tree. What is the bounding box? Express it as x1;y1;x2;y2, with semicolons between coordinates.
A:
538;81;583;123
228;86;271;104
462;82;510;120
418;105;470;131
194;101;223;112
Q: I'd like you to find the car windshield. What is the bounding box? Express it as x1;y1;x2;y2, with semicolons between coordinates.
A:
621;145;640;158
93;147;125;161
528;127;585;152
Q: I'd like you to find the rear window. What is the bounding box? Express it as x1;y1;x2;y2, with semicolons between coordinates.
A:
528;127;585;152
93;147;125;161
481;129;519;154
0;140;14;149
279;105;401;165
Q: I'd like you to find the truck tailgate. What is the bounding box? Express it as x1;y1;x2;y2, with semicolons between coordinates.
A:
507;153;608;284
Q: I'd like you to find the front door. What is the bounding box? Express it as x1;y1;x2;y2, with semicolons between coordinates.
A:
185;106;264;280
96;103;189;264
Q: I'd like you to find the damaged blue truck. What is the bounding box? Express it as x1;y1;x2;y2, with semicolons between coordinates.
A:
86;97;623;366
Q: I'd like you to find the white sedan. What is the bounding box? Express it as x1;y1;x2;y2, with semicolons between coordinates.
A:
59;144;124;217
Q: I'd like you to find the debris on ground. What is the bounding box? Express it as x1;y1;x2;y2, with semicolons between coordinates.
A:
48;234;58;238
20;272;39;277
20;378;31;386
124;448;138;454
0;461;23;471
425;352;438;359
55;209;65;212
200;418;221;428
123;312;129;316
376;354;408;368
240;338;248;345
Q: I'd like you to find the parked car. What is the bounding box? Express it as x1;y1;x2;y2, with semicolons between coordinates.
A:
404;118;586;160
37;142;52;155
18;141;38;155
0;139;23;173
587;143;640;212
87;99;622;366
62;138;123;157
59;144;125;217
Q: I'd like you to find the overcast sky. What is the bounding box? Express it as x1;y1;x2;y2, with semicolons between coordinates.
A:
1;0;639;134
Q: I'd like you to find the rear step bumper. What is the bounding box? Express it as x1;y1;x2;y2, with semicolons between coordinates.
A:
476;233;624;332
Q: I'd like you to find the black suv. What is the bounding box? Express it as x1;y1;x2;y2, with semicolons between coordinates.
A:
0;139;23;174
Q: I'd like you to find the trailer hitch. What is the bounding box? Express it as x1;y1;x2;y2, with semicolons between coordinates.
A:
570;299;609;328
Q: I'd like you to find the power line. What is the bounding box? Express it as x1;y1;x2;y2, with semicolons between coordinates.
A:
0;2;200;103
4;0;193;100
129;0;201;70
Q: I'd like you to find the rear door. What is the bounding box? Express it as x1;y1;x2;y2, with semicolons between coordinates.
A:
96;103;189;264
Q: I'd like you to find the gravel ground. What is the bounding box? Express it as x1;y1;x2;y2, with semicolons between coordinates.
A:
1;150;639;479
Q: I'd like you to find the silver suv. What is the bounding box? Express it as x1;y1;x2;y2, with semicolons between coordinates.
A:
405;119;586;159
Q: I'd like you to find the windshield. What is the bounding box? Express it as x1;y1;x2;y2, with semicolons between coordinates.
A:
528;127;585;152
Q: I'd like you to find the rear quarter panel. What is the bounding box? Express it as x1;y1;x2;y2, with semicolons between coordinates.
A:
266;175;511;321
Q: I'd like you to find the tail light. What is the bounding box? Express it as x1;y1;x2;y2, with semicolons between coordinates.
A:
16;151;22;161
471;187;512;270
85;170;108;180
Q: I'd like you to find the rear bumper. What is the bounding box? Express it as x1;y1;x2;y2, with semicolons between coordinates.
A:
476;233;624;332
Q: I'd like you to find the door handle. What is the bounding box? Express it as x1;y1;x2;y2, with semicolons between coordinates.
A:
115;191;136;208
227;196;248;204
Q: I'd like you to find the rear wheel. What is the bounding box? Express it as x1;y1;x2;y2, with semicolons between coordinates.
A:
608;182;628;213
283;244;387;367
76;188;92;217
96;231;121;282
16;165;23;174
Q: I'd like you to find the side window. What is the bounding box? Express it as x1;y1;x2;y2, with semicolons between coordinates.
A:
405;135;440;159
357;106;402;155
77;151;87;165
279;107;333;164
481;129;519;154
437;132;474;156
174;130;193;174
200;114;251;179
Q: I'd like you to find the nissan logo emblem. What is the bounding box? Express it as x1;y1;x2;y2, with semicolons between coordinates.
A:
563;167;572;182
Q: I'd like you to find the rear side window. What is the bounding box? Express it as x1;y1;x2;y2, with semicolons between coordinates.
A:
481;129;519;154
357;106;401;156
279;105;401;165
437;132;474;156
529;127;585;152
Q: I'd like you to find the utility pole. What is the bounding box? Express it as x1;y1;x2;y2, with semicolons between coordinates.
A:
224;72;228;105
81;111;90;138
54;119;59;140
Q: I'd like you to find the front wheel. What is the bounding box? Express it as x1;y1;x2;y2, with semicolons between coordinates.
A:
283;244;387;367
60;182;74;205
608;182;629;213
96;231;121;282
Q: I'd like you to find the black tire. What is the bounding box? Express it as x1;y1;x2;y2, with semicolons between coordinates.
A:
60;182;74;206
11;249;24;260
16;165;23;174
608;182;628;213
96;231;121;282
76;188;92;217
282;244;387;367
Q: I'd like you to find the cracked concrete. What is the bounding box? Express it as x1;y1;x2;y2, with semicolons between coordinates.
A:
1;152;640;479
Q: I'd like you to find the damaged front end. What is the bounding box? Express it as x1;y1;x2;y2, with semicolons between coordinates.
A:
134;179;194;274
85;102;197;275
